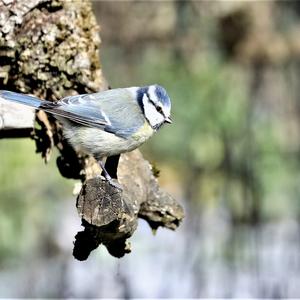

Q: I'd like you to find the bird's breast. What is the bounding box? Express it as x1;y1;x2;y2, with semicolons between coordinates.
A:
131;120;154;142
63;119;154;158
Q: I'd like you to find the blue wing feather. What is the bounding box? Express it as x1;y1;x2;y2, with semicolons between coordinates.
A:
45;89;145;138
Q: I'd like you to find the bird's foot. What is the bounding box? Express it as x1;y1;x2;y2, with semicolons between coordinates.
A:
97;159;123;191
95;174;123;191
107;178;123;191
95;174;122;191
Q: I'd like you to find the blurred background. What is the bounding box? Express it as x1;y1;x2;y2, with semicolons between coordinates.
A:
2;1;300;297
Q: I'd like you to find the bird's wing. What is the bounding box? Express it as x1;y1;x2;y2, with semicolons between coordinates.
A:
40;94;109;129
40;89;145;138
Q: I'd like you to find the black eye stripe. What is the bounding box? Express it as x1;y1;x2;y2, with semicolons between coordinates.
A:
145;92;165;116
146;92;155;105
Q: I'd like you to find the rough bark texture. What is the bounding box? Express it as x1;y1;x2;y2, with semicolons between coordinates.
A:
0;0;184;260
74;151;184;259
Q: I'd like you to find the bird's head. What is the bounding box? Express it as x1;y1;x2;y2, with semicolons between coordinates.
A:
135;84;172;130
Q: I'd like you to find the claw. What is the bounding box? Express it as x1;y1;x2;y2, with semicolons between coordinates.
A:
98;160;122;191
107;178;123;191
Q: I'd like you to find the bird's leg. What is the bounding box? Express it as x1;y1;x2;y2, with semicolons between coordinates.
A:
98;159;122;190
98;160;112;181
103;155;120;179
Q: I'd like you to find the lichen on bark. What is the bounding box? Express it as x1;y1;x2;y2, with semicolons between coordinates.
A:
0;0;105;98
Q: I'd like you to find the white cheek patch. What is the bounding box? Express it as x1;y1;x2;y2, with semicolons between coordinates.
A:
142;94;164;127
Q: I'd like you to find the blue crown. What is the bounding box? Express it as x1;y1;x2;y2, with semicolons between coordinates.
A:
154;85;171;108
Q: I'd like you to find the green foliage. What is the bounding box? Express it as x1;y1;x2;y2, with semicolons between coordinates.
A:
0;139;74;262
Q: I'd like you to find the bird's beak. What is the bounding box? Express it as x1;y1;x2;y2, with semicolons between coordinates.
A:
165;117;172;124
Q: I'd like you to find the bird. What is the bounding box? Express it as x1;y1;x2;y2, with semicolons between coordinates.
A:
0;85;172;187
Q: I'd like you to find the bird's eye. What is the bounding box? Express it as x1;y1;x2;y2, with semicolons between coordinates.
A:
156;106;163;114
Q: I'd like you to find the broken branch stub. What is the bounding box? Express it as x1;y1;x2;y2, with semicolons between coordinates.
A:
74;151;184;259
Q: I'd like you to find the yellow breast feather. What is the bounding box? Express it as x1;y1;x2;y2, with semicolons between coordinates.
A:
132;120;154;142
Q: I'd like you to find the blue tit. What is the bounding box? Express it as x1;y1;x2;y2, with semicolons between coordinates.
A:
0;85;172;185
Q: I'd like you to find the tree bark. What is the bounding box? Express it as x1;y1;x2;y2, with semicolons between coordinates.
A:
0;0;184;260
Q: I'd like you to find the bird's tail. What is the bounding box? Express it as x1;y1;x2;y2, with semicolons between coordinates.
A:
0;90;42;109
